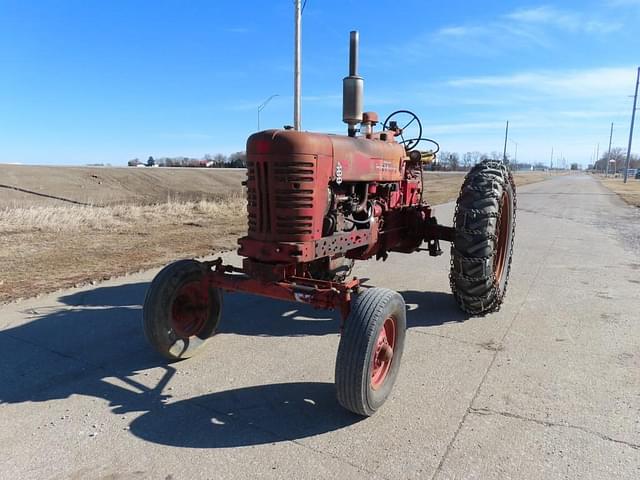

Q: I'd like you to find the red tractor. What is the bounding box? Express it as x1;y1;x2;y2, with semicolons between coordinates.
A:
143;32;516;416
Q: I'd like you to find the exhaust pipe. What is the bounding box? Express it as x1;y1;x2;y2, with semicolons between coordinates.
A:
343;31;363;137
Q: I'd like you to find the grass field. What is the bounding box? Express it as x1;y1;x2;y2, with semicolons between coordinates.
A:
0;167;557;303
598;175;640;207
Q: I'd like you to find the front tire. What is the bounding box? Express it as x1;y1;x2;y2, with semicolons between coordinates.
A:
450;160;516;315
143;259;222;360
335;288;406;416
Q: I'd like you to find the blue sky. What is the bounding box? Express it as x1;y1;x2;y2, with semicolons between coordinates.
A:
1;0;639;166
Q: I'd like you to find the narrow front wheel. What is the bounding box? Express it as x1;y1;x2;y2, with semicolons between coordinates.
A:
143;260;222;360
335;288;406;416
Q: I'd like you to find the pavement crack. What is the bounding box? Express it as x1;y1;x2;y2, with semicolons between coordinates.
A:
184;397;387;479
430;235;558;480
469;407;640;451
410;330;479;347
288;439;390;480
0;329;99;369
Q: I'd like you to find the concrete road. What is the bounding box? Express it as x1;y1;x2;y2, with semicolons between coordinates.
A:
1;174;638;479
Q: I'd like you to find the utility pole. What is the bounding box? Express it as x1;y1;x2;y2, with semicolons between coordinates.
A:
502;121;509;163
623;66;639;183
595;143;599;171
606;122;614;177
293;0;302;131
550;147;554;170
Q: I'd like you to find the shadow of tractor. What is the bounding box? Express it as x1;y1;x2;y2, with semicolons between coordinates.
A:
0;279;467;448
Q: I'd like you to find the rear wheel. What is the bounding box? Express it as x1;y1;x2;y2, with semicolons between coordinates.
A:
450;160;516;315
335;288;406;416
143;259;222;360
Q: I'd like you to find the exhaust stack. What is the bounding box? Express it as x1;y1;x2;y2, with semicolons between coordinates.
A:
342;31;364;137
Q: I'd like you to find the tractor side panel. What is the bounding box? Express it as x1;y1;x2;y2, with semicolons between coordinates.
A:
331;136;405;183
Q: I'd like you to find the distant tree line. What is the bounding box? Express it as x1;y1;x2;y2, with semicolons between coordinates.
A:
126;148;637;172
433;151;539;172
128;152;247;168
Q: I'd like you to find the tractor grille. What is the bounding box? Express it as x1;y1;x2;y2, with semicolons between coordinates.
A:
246;155;319;241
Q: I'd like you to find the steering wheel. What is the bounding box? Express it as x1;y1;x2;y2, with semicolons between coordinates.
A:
382;110;423;151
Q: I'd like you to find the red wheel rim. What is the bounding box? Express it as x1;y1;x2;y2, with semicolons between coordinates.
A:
494;191;511;284
371;316;396;390
171;281;210;338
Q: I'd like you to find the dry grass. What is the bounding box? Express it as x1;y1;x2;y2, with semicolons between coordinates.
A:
0;195;246;233
598;176;640;207
0;195;247;302
0;171;557;303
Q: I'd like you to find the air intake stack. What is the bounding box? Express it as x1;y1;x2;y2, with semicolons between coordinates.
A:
342;31;364;137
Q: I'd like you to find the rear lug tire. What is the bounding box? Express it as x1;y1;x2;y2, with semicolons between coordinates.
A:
450;160;516;315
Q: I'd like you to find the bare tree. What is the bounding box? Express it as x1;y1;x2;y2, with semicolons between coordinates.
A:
463;152;472;169
595;147;638;172
449;152;460;171
228;151;247;168
439;152;460;171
